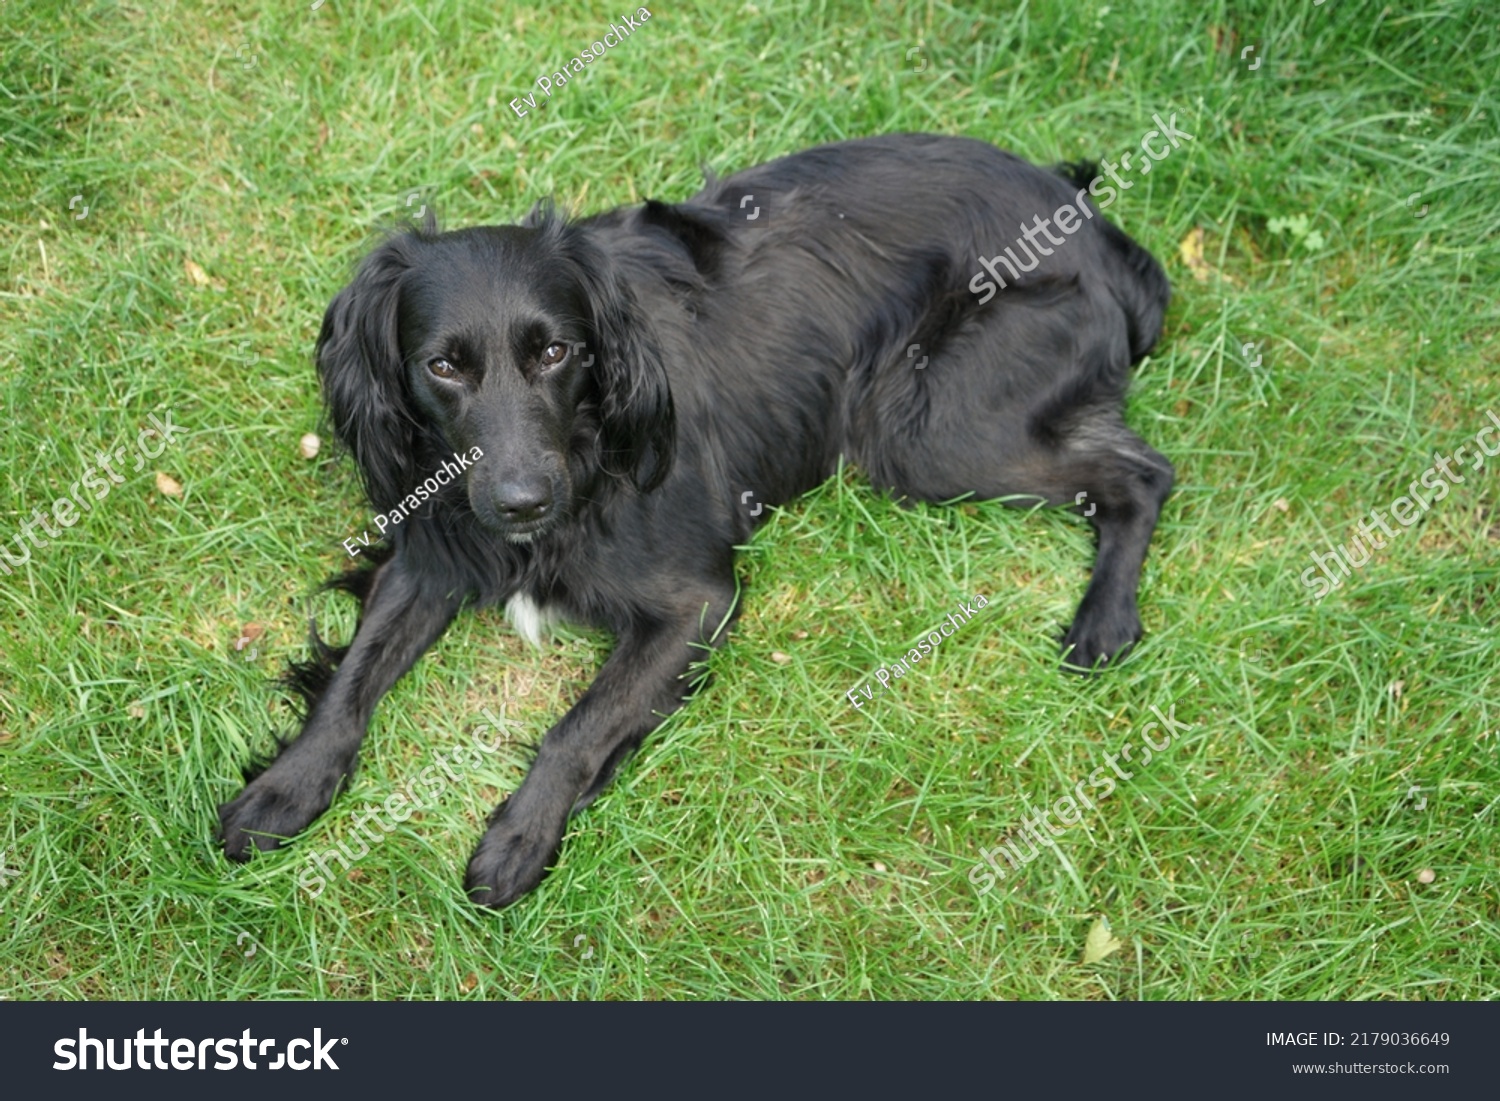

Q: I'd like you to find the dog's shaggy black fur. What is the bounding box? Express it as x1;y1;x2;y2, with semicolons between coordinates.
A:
219;133;1174;908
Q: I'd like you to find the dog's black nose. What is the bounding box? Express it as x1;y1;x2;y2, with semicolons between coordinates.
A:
494;481;552;524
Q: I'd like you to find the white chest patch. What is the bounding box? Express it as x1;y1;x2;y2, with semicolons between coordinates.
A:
505;592;564;647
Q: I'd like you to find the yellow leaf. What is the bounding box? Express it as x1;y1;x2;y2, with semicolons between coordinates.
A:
184;259;210;286
1177;227;1213;283
1081;915;1124;964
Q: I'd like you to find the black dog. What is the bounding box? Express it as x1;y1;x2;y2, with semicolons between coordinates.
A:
219;133;1174;908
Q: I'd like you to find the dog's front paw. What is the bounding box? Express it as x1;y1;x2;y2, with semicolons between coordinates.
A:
465;798;568;909
218;760;347;861
1061;598;1142;673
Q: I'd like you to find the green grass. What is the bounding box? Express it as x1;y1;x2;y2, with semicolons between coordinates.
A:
1;0;1497;1000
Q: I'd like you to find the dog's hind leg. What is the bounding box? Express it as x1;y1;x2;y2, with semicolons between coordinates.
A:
465;584;737;908
902;407;1171;670
862;300;1173;672
1032;407;1174;670
218;556;464;859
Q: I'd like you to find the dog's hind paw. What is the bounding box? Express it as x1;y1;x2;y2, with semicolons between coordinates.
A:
1060;604;1142;674
464;800;566;909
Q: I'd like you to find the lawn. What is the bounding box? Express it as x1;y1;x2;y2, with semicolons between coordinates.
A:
0;0;1496;1000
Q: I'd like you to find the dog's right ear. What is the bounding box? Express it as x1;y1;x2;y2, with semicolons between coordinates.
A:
316;237;418;513
553;224;677;494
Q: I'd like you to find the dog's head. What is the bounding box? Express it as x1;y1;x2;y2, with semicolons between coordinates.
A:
315;214;675;543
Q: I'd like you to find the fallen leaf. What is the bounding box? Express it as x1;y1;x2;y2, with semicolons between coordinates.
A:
183;258;210;286
1081;915;1124;964
299;432;321;459
234;623;265;651
1178;227;1213;283
155;472;183;497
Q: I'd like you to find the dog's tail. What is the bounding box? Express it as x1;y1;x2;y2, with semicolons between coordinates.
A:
1051;160;1098;193
1051;159;1170;361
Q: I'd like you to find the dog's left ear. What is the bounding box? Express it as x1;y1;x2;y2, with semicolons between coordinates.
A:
316;235;420;513
557;225;676;492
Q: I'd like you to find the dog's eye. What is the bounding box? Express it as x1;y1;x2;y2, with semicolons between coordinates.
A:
540;343;570;368
428;357;457;379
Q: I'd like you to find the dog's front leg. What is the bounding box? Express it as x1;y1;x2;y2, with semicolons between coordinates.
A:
219;556;463;859
466;603;728;908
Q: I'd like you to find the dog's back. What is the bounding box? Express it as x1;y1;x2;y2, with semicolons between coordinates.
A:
692;133;1165;356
